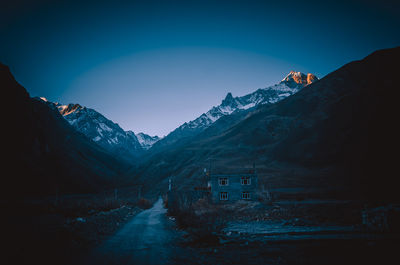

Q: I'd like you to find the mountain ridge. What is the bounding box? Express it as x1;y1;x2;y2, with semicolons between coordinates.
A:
37;99;161;160
150;71;318;152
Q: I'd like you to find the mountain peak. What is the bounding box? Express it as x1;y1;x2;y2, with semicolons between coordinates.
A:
281;71;318;88
225;92;233;100
221;92;234;105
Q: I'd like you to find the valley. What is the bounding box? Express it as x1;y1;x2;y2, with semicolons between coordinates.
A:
2;46;400;265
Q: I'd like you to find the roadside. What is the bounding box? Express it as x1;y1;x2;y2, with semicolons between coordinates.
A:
3;187;150;265
175;236;400;265
167;196;400;265
173;216;400;265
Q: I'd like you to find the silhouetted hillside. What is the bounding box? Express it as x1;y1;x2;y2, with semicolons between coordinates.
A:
2;63;132;197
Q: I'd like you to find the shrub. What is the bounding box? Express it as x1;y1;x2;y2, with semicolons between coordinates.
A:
168;196;229;244
137;198;152;209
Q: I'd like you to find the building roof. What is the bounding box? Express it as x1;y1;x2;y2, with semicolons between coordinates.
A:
210;173;257;178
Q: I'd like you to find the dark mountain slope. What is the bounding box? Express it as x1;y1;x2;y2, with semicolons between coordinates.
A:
137;47;400;202
2;63;132;197
218;47;399;168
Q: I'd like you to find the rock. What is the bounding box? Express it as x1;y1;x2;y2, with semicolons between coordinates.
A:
76;217;86;223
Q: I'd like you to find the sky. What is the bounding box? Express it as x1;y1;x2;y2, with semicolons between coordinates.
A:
1;0;399;136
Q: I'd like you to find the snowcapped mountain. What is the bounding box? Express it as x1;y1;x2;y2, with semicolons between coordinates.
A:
37;98;145;161
136;133;161;150
281;71;318;88
152;71;318;150
177;71;318;132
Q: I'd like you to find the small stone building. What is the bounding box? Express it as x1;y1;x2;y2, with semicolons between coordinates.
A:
210;173;258;203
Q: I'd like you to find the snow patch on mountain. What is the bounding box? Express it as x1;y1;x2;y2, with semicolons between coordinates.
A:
136;133;161;150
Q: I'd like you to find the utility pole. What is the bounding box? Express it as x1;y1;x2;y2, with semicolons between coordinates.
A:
206;159;212;186
203;168;207;186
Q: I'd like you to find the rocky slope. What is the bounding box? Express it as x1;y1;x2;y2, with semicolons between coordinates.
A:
151;71;318;151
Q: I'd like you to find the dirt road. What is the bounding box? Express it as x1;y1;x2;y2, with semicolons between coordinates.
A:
81;197;181;265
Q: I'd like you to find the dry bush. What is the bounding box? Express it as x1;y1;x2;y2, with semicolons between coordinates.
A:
137;198;152;209
168;196;231;244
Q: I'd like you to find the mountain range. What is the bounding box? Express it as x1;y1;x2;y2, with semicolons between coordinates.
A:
36;99;158;162
135;47;400;203
37;71;318;162
3;47;399;204
150;71;318;152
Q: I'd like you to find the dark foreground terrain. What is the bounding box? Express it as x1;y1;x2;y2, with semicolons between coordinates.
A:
3;194;400;265
169;199;400;265
2;187;149;265
177;236;400;265
84;198;400;265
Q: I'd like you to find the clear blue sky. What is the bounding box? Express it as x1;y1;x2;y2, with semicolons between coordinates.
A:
1;0;399;136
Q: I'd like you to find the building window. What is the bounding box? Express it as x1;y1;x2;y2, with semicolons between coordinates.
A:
219;178;229;186
242;192;251;200
220;192;228;200
241;177;251;185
